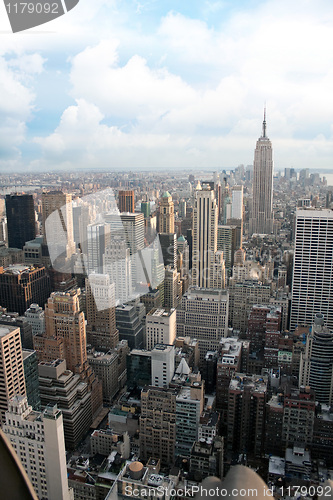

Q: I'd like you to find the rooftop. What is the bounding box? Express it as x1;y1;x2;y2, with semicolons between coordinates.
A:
269;456;285;476
147;308;175;318
0;325;17;337
229;374;267;393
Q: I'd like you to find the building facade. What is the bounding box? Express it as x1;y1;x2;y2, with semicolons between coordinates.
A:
290;209;333;331
177;287;229;362
0;325;26;422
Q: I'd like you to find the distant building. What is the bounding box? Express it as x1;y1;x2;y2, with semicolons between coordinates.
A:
159;192;175;234
5;194;35;249
22;349;41;411
140;288;162;314
24;303;45;337
87;222;111;274
217;225;237;275
38;359;92;450
145;308;176;350
163;266;180;309
0;247;24;268
231;186;243;220
42;190;75;261
141;201;151;218
103;238;133;305
119;190;135;213
0;264;51;315
159;232;177;268
85;274;119;351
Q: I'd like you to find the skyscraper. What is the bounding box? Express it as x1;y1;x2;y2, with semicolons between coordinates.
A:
0;264;51;316
163;266;180;309
299;313;333;405
290;209;333;330
85;274;119;350
118;190;135;213
42;190;75;261
86;222;111;274
159;192;175;234
103;238;133;305
0;325;26;422
33;290;103;417
35;290;87;373
217;225;237;275
249;111;274;235
231;186;243;220
5;194;35;249
192;185;219;288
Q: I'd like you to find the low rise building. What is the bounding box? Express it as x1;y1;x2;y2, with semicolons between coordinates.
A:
91;428;131;458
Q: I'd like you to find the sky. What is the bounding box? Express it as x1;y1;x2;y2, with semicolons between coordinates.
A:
0;0;333;173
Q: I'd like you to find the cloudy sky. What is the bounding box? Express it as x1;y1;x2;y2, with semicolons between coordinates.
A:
0;0;333;173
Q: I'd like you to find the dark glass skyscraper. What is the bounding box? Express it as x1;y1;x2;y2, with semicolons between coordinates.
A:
5;194;35;249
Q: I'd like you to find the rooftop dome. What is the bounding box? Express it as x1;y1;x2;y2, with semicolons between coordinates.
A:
162;191;171;198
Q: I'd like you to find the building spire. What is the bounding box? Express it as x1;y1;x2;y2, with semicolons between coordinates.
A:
262;106;267;138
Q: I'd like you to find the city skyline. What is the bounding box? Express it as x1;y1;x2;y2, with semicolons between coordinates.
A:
0;0;332;172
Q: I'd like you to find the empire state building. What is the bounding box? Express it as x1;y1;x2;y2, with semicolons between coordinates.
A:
250;111;274;235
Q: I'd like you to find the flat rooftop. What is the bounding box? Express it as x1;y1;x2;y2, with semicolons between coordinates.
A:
0;325;18;337
147;308;174;318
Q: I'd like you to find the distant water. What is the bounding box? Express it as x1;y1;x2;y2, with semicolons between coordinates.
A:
323;173;333;187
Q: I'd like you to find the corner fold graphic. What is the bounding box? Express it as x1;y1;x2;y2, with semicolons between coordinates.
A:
4;0;80;33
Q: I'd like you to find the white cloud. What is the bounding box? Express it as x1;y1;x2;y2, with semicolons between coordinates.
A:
2;0;333;170
0;53;45;168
